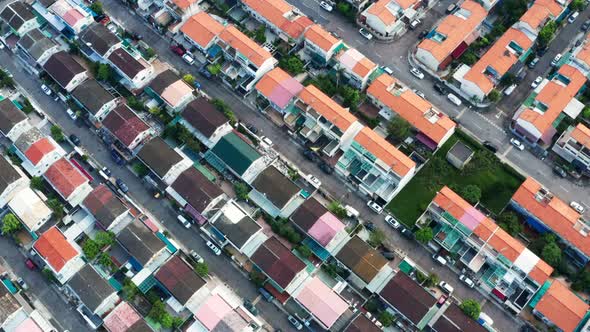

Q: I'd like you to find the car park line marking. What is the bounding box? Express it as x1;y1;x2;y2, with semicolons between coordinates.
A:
252;295;262;305
502;146;513;157
320;14;328;20
471;122;483;130
559;185;570;193
337;27;345;32
495;110;505;119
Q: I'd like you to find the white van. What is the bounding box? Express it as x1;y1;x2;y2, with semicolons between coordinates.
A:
478;312;494;326
177;215;191;228
182;53;195;65
439;281;454;294
345;205;360;219
569;11;579;24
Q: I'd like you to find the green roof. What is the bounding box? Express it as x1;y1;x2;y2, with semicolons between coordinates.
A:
211;132;261;176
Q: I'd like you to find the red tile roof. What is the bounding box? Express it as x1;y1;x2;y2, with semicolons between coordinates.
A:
25;138;56;166
102;104;150;148
44;157;87;198
33;226;78;272
251;237;306;289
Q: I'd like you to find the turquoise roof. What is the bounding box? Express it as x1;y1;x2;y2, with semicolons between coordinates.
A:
211;132;261;176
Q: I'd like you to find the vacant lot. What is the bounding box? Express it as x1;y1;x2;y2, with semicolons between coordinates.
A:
387;131;525;226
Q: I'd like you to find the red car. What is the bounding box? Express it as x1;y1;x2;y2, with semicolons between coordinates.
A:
170;44;186;56
25;259;36;270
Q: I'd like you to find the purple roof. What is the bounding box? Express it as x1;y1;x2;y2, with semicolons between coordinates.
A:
308;212;345;246
268;77;303;110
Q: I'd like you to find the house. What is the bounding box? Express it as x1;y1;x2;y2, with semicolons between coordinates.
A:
0;1;40;37
207;199;268;256
154;255;207;309
290;198;350;260
166;167;226;225
71;79;119;122
446;140;474;169
66;265;118;328
552;124;590;176
146;69;195;113
44;157;92;207
530;280;590;332
290;85;363;156
179;97;232;149
240;0;313;43
360;0;420;38
82;184;133;234
45;0;93;35
137;137;193;186
43;51;88;92
335;47;378;89
16;28;61;68
180;12;224;55
217;25;278;92
0;154;29;208
415;1;487;72
249;166;305;218
336;127;416;203
0;282;24;328
204;131;271;183
116;221;169;278
3;309;57;332
367;73;455;149
80;23;121;60
570;34;590;76
255;67;304;114
101;104;152;152
292;276;350;330
8;187;52;232
103;301;152;332
303;24;344;66
342;313;382;332
511;177;590;267
335;235;394;292
163;0;202;27
14;127;66;176
343;0;370;11
33;226;85;284
424;186;553;312
107;48;154;90
512;65;586;148
250;236;309;295
0;98;30;142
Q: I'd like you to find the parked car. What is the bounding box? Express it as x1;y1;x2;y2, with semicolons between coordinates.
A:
365;222;376;231
182;53;195;65
432;253;447;266
367;200;383;214
528;57;540;69
199;65;213;79
110;150;124;165
582;19;590;31
531;76;542;89
66;108;77;120
25;259;36;270
170;44;186;56
359;28;373;40
258;287;274;302
116;178;129;193
410;67;424;79
206;240;222;255
400;227;414;239
307;174;321;188
246;123;259;135
483;141;498;153
16;277;28;291
244;300;259;316
551;53;562;67
287;316;303;331
189;250;204;264
439;281;454;294
409;19;421;30
418;29;428;39
319;161;334;174
259;136;273;148
102;166;111;177
446;3;457;13
570;201;585;214
382;66;394;75
413;89;425;99
177;214;191;228
568;11;579;24
510;138;525;151
504;84;517;96
319;1;333;11
303;149;319;162
447;93;462;106
553;165;567;178
41;84;52;96
434;82;446;94
69;134;80;146
459;274;475;288
385;215;401;229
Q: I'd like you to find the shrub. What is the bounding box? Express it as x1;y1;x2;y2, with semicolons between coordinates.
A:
2;213;21;235
278;55;305;75
234;182;249;200
498;211;522;236
379;311;395;327
328;201;347;219
183;74;195;86
296;245;312;258
30;176;44;191
415;227;433;244
194;262;209;277
368;229;385;247
387;117;411;140
133;163;149;177
460;299;481;320
50;125;64;142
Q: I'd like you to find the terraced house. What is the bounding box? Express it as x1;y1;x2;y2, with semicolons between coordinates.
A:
180;12;225;57
254;67;304;114
0;1;40;37
360;0;421;38
303;24;344;66
552;123;590;176
335;47;379;90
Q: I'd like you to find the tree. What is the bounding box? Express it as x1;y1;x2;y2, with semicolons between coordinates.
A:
95;231;115;248
328;201;347;219
460;185;481;204
127;96;144;111
83;239;101;260
387;117;411;140
378;311;395;327
254;25;266;44
368;229;385;247
47;198;64;219
278;55;305;75
425;273;440;288
460;50;478;66
144;48;155;59
133;163;149;177
583;106;590;119
148;106;161;115
98;253;114;270
500;73;516;87
487;89;501;102
538;21;557;48
50;125;64;142
415;227;433;244
212;99;236;125
207;63;222;75
21;98;34;114
296;245;312;258
572;270;590;292
542;242;562;267
30;176;44;191
234;182;249;200
0;69;15;89
194;262;209;277
2;213;21;235
89;1;103;15
148;300;167;321
122;278;139;300
340;85;361;110
183;74;195;86
97;63;112;81
569;0;585;11
498;212;523;236
460;299;481;320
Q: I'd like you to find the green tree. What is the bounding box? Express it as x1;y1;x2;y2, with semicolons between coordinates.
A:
460;50;478;66
148;300;167;321
278;55;305;75
569;0;585;11
415;227;434;244
211;99;236;125
538;21;557;48
172;317;184;328
83;239;101;260
572;270;590;292
234;182;249;200
50;125;64;142
487;89;501;102
249;270;266;287
296;245;312;258
122;278;139;300
207;63;222;75
387;117;412;140
144;48;155;59
133;162;149;177
194;262;209;277
148;106;161;115
498;212;522;236
97;63;112;81
368;229;385;247
89;1;103;14
340;85;361;110
583;106;590;119
425;273;440;288
500;73;517;87
542;242;562;267
2;213;21;235
460;185;482;204
460;299;481;320
127;96;145;111
378;311;395;327
21;98;34;114
0;69;15;89
328;201;347;219
95;231;115;248
98;253;114;270
183;74;195;86
30;176;44;191
254;25;266;44
47;198;64;219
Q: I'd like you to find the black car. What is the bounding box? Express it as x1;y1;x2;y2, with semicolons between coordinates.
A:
400;227;414;240
303;149;319;163
319;161;334;174
553;165;567;178
418;30;428;39
365;222;376;231
434;82;446;94
116;178;129;193
482;141;498;153
69;134;80;146
199;66;213;79
246;123;259;135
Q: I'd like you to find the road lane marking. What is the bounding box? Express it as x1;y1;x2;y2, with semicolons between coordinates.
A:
337;27;345;32
559;185;570;193
502;146;513;157
456;107;467;119
376;53;383;59
471;122;483;130
320;14;328;20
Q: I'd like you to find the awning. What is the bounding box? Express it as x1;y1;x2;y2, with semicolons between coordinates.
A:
416;132;438;150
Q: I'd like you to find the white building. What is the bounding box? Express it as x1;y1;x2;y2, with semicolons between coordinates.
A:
0;98;31;142
303;24;344;66
107;48;155;90
180;97;233;149
0;156;29;208
137;137;193;186
361;0;420;38
8;188;52;232
0;1;40;37
14;127;65;177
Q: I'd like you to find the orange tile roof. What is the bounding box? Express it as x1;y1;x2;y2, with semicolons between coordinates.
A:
171;0;197;10
519;3;552;31
33;226;78;272
574;35;590;67
512;177;590;256
337;48;377;79
517;65;586;136
535;281;589;332
219;25;274;68
181;12;224;49
25;137;56;166
528;260;553;285
367;74;455;144
44;158;87;198
570;123;590;149
433;186;478;222
242;0;313;39
299;85;358;131
304;24;341;52
463;28;533;95
256;67;292;97
417;1;487;62
366;0;397;26
353;127;415;176
535;0;564;17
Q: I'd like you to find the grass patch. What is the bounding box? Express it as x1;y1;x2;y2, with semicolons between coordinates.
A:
387;130;525;226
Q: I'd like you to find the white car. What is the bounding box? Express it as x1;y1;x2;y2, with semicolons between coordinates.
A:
259;136;273;148
177;215;191;229
367;200;383;214
510;138;525;151
504;84;517;96
206;240;222;255
320;1;333;11
189;250;204;263
439;281;454;294
359;28;373;40
410;67;424;79
570;201;585;214
41;84;52;96
414;90;425;99
383;66;394;75
531;76;543;88
459;274;475;288
107;24;118;34
385;215;400;229
182;53;195;65
66;108;77;120
447;93;462;106
551;53;562;67
307;174;321;188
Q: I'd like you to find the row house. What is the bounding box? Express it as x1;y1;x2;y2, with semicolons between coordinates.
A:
552;123;590;176
107;48;155;91
33;226;86;284
103;301;151;332
71;79;119;123
16;28;61;70
570;34;590;77
154;254;207;312
360;0;421;39
303;24;344;66
137;137;193;186
43;51;88;92
254;67;304;114
82;184;134;234
8;187;53;232
42;0;93;36
101;104;153;153
14;127;66;177
180;12;225;57
146;69;195;113
162;0;202;31
0;1;39;38
0;97;31;142
80;23;122;61
43;157;93;207
367;73;455;150
335;47;378;90
415;0;487;72
423;186;553;313
179;97;233;149
248;165;305;218
530;280;590;332
0;154;29;208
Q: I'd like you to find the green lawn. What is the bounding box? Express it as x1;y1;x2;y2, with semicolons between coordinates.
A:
387;131;525;227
